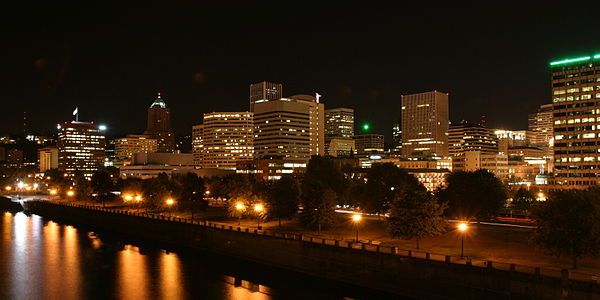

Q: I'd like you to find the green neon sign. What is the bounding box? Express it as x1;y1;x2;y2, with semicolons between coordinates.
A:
595;54;600;59
549;56;591;66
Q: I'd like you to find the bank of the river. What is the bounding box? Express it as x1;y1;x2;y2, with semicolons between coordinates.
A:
0;196;23;212
24;200;600;299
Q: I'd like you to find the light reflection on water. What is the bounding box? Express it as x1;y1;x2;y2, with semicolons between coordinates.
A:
0;212;387;300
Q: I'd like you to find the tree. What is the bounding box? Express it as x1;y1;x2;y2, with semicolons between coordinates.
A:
512;186;536;213
73;172;92;202
300;156;344;230
266;175;299;226
361;163;424;216
437;169;507;220
173;173;207;219
388;188;447;249
532;189;600;269
142;176;171;210
91;170;114;206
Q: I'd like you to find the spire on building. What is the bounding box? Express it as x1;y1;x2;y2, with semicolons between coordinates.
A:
150;92;167;108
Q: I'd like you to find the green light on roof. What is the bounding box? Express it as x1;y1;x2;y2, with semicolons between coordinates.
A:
549;56;591;66
362;123;370;131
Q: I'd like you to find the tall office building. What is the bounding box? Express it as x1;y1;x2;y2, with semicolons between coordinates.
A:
448;123;498;157
144;93;175;153
325;108;354;156
249;81;283;111
57;121;106;177
401;91;449;157
550;53;600;188
354;134;384;154
254;95;324;161
38;146;58;172
192;112;254;169
528;104;554;147
114;135;158;163
392;122;402;153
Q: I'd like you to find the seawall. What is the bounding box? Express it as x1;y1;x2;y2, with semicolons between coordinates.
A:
24;200;600;299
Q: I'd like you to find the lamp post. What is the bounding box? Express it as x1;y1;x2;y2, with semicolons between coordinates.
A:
235;202;245;225
458;222;468;257
254;203;264;229
352;214;362;242
166;198;175;217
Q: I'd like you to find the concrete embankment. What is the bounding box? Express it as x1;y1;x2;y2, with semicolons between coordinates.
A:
0;196;23;212
24;200;600;299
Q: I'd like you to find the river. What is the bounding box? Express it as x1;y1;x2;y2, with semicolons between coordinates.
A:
0;211;401;300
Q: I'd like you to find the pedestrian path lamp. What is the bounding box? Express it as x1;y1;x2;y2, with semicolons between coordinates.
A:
254;203;264;229
352;214;362;242
458;222;468;257
235;202;245;225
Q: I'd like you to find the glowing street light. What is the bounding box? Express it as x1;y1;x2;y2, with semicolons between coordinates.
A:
235;202;245;225
254;203;264;228
135;195;142;202
49;189;58;195
458;222;468;257
4;186;11;191
67;190;75;197
123;194;133;201
352;213;362;242
166;198;174;206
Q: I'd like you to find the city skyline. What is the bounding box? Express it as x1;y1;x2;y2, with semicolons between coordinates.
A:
6;5;600;139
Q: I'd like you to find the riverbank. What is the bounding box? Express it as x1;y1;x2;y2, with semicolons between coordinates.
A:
24;200;600;299
0;196;23;212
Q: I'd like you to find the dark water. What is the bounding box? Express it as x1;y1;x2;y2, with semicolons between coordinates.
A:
0;211;402;300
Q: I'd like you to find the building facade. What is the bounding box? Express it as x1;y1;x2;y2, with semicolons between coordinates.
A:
192;112;254;169
401;91;449;157
354;134;384;154
253;95;324;161
448;123;498;157
38;146;58;172
144;93;175;153
550;54;600;188
325;107;354;156
57;121;106;176
114;135;158;164
249;81;283;111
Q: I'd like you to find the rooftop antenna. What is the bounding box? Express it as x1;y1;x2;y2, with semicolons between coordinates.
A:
72;107;79;122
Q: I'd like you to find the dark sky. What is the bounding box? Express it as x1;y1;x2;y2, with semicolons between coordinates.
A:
5;3;600;140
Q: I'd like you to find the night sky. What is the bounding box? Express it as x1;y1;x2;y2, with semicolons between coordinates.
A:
5;4;600;141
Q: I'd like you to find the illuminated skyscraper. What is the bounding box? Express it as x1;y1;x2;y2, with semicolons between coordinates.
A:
354;134;384;154
254;95;324;160
325;108;354;156
550;53;600;188
401;91;449;157
144;93;175;153
38;146;58;172
249;81;283;111
57;121;106;176
192;112;254;169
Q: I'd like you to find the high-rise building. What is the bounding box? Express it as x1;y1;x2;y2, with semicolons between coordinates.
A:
57;121;106;177
401;91;449;157
325;108;354;156
392;123;402;153
354;134;384;154
144;92;175;153
38;146;58;172
448;123;498;157
528;103;554;161
114;135;158;163
550;53;600;188
249;81;283;111
325;108;354;138
192;112;254;169
254;95;324;161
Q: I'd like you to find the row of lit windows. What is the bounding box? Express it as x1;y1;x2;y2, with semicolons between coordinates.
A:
553;93;600;102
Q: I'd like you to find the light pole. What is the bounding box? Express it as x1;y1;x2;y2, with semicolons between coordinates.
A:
235;202;245;225
254;203;264;229
352;214;362;242
458;222;468;257
166;198;175;216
